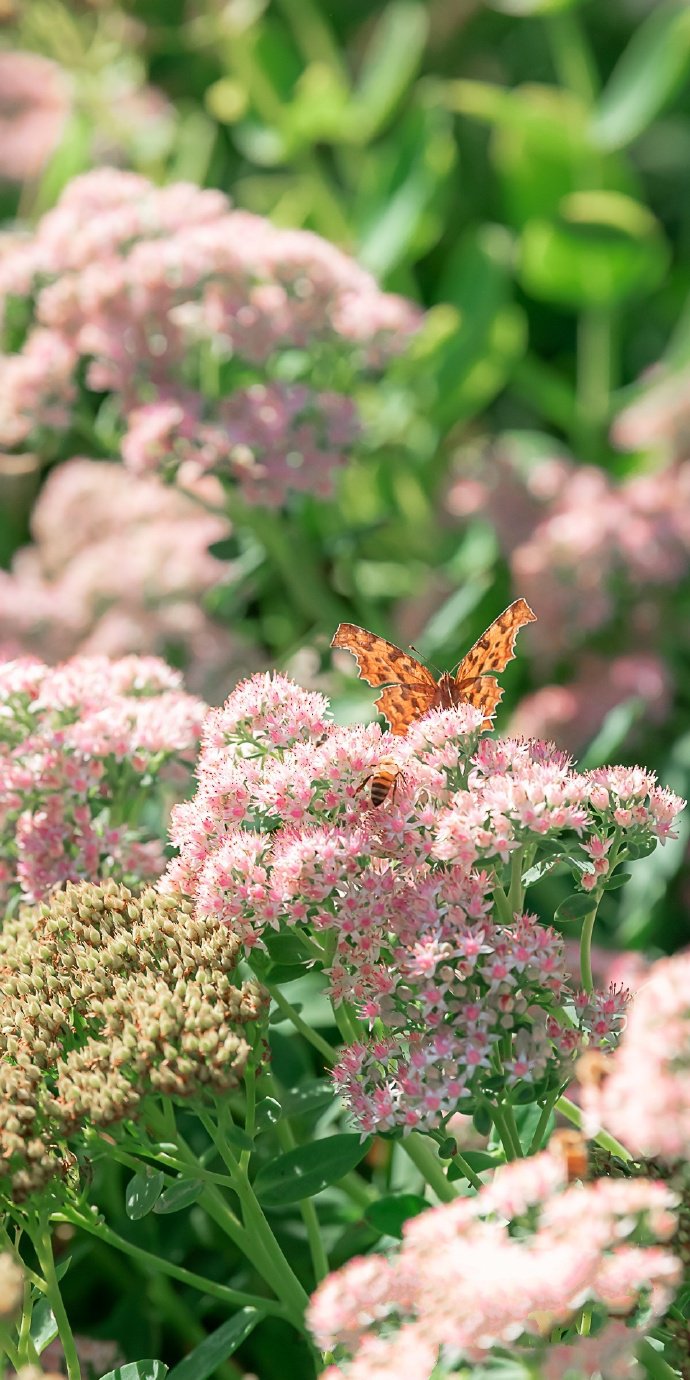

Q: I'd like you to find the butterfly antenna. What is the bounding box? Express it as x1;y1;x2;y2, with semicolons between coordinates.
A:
409;644;443;678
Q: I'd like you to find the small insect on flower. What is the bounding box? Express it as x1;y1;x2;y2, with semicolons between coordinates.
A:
356;755;405;807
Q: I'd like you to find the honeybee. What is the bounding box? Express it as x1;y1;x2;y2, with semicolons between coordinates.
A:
356;756;405;808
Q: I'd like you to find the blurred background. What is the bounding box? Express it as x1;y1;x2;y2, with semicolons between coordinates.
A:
2;0;690;1369
3;0;690;932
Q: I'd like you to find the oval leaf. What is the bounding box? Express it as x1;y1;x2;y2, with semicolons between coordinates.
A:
254;1134;371;1205
447;1150;503;1183
98;1364;168;1380
153;1178;204;1215
593;0;690;150
255;1096;282;1132
280;1079;334;1118
30;1299;57;1355
167;1311;262;1380
125;1170;165;1221
365;1193;428;1239
555;893;597;923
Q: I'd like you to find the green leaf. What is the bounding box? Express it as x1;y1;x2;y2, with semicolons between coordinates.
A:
602;870;632;892
125;1170;165;1221
264;933;313;966
221;1122;254;1152
30;1299;58;1354
153;1178;204;1215
487;0;580;10
255;1096;282;1132
254;1134;371;1205
352;2;428;141
279;1079;334;1118
98;1363;168;1380
473;1106;493;1137
554;893;596;923
365;1193;428;1239
520;194;669;308
447;1150;502;1182
623;839;658;862
593;0;690;150
166;1311;262;1380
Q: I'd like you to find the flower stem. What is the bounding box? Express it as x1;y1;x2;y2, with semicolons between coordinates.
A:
31;1219;81;1380
490;1102;518;1161
580;907;597;993
492;881;513;926
501;1101;524;1159
57;1207;285;1318
507;847;524;914
556;1095;631;1162
528;1088;562;1154
265;1073;330;1286
267;985;336;1064
402;1132;457;1203
0;1318;21;1372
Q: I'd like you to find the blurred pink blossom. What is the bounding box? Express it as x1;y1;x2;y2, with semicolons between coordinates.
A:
511;652;671;754
0;52;71;182
0;458;256;698
0;168;422;506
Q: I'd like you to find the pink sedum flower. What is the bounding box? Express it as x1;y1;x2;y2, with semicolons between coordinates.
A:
0;168;422;507
307;1146;679;1379
582;950;690;1162
0;654;205;905
161;672;682;1133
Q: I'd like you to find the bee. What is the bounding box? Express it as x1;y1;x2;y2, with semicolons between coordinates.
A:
356;755;405;808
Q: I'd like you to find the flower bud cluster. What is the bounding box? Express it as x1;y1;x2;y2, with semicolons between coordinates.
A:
307;1145;680;1380
0;654;206;905
162;674;683;1134
0;881;267;1202
0;169;421;507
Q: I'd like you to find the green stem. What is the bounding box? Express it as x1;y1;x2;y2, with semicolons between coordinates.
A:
0;1319;21;1372
268;986;336;1064
576;309;613;454
580;907;597;993
545;10;599;102
501;1101;524;1158
492;882;513;926
507;847;524;915
57;1207;285;1318
489;1102;517;1161
450;1151;484;1193
528;1087;562;1154
200;1113;310;1325
264;1073;330;1285
637;1338;681;1380
32;1220;81;1380
402;1133;457;1203
556;1095;631;1162
241;1068;256;1174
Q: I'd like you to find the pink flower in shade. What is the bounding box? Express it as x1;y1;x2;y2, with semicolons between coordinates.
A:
0;53;71;183
163;672;683;1134
307;1146;679;1379
539;1320;644;1379
0;458;256;700
0;654;205;905
582;951;690;1163
0;168;422;507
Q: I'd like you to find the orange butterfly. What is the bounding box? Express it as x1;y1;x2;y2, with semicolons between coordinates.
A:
331;599;536;735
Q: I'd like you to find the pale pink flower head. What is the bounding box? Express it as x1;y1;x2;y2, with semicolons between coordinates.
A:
0;52;71;182
0;653;205;905
308;1145;679;1378
582;950;690;1162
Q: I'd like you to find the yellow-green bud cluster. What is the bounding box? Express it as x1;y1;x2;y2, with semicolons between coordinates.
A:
0;881;267;1202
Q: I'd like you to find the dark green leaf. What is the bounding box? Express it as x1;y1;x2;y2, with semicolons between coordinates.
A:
153;1178;204;1215
254;1134;371;1205
447;1150;502;1182
602;870;632;891
255;1096;282;1131
221;1122;254;1152
623;839;658;861
279;1079;334;1117
98;1363;168;1380
473;1106;493;1137
31;1299;58;1354
593;0;690;149
555;893;597;923
166;1311;262;1380
125;1170;165;1220
365;1193;428;1239
437;1137;457;1160
264;933;313;966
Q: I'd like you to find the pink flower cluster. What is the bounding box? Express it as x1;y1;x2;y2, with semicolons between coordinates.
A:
0;169;422;506
0;458;256;698
0;52;71;183
582;950;690;1163
307;1146;680;1380
0;654;205;906
162;673;683;1133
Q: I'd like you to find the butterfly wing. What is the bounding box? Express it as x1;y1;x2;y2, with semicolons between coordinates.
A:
455;599;536;727
331;624;436;734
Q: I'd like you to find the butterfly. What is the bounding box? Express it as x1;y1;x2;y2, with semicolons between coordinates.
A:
331;598;536;735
